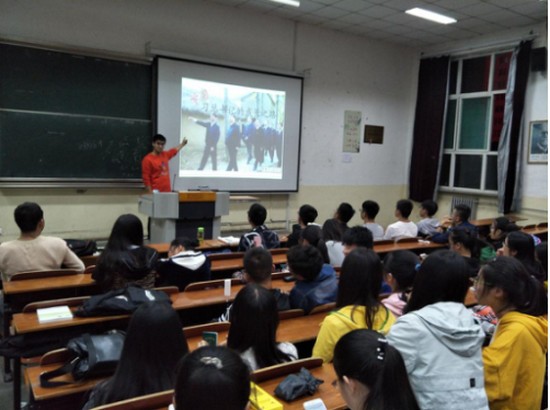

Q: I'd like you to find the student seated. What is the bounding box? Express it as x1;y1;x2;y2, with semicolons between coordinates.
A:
381;250;419;317
498;231;546;282
286;204;318;247
383;199;418;240
416;199;440;237
449;228;481;278
312;248;395;363
0;202;85;281
93;214;158;291
322;202;355;241
327;225;373;269
217;247;290;321
173;345;250;410
83;302;188;409
287;245;338;313
227;284;297;371
360;200;384;240
300;224;330;264
387;251;489;409
333;329;419;410
488;216;518;251
156;237;211;291
430;203;476;244
475;257;547;410
238;203;280;251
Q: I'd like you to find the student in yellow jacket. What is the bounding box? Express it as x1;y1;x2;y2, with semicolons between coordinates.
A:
312;248;395;363
475;256;548;410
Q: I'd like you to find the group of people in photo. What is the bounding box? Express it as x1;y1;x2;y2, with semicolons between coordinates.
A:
0;199;547;410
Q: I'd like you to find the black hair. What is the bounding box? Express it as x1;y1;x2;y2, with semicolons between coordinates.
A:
337;202;356;223
535;242;548;280
479;256;547;317
105;214;144;250
396;200;413;219
342;226;374;249
299;204;318;225
93;302;188;406
420;200;438;217
506;231;545;281
337;248;383;329
454;204;471;222
248;203;267;226
492;217;518;233
228;284;292;369
286;244;324;281
170;237;199;250
152;134;166;143
174;345;250;410
333;330;419;410
14;202;43;233
404;250;470;314
243;247;273;283
449;228;480;258
300;225;330;264
361;200;380;219
383;250;418;292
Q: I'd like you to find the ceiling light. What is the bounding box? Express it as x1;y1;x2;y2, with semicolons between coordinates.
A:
405;7;457;25
269;0;300;7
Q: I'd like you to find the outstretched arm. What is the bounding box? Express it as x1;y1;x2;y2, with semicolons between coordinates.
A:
176;137;188;153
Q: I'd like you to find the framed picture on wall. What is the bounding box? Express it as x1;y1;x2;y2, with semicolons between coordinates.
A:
528;120;548;164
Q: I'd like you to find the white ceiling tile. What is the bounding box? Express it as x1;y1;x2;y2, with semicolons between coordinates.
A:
509;2;548;19
296;0;326;13
485;0;535;8
337;13;376;24
312;5;351;18
358;4;398;18
333;0;372;12
456;2;504;16
431;0;480;11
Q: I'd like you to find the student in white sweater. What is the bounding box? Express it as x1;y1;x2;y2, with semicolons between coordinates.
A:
0;202;85;281
384;199;418;240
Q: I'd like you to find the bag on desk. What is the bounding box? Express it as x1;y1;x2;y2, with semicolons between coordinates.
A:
274;367;324;402
40;330;125;387
74;285;172;317
65;239;98;257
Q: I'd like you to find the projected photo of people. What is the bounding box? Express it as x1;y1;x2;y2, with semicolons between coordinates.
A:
180;78;285;179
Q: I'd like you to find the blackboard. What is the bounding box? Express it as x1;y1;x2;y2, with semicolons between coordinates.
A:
0;43;152;183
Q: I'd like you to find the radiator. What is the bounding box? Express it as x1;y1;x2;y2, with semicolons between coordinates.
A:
450;196;478;219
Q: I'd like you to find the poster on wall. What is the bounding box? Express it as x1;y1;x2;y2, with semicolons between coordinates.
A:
343;110;361;153
528;120;548;164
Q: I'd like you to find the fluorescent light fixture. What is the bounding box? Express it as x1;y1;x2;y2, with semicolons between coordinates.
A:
269;0;300;7
405;7;457;25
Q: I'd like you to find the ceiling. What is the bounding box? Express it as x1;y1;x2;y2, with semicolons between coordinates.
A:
204;0;548;48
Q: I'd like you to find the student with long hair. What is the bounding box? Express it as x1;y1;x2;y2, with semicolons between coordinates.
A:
381;250;418;317
475;257;548;410
227;283;297;370
312;248;395;363
173;345;250;410
333;329;419;410
448;228;480;277
82;302;189;409
488;217;518;250
387;250;488;409
499;231;546;281
93;214;158;290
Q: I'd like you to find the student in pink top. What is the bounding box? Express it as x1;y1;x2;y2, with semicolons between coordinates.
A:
381;250;419;317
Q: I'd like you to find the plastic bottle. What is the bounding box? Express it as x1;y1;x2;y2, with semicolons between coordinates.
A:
197;227;205;245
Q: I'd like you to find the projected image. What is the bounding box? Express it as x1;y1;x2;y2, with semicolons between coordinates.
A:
180;78;285;179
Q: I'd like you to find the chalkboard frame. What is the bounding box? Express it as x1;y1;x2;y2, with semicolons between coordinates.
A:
0;41;153;188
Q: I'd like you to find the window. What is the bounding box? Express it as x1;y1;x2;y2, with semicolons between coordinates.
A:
440;51;512;194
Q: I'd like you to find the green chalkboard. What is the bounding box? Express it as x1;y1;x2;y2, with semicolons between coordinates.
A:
0;43;152;183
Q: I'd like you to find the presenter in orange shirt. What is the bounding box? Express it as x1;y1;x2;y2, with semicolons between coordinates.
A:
141;134;188;193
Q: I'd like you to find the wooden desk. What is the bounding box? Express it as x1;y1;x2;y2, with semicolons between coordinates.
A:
471;215;526;228
3;274;96;297
522;226;548;239
258;364;345;410
373;240;445;255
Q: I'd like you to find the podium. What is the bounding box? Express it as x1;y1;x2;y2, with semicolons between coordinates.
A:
138;191;230;244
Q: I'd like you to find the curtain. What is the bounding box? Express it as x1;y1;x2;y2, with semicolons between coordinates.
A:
497;41;532;213
409;56;449;202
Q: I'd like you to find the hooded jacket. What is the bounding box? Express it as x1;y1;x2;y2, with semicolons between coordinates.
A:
289;263;338;313
156;250;211;291
387;302;489;410
312;304;396;363
483;311;548;410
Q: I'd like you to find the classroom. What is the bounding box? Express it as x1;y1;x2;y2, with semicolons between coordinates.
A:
0;0;547;240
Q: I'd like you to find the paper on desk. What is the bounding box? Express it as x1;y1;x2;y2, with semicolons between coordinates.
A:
218;236;239;245
37;306;73;323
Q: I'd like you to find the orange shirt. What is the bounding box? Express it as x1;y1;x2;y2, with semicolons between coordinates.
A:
141;148;177;192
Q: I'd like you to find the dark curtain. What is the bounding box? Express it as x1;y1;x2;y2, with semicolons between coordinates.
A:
409;56;449;202
500;41;532;213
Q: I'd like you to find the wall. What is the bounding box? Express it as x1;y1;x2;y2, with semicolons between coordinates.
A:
0;0;418;240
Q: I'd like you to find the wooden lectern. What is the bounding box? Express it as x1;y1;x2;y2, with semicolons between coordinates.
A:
138;191;230;243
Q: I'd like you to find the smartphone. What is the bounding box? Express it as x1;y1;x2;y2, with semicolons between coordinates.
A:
202;331;218;346
283;275;296;282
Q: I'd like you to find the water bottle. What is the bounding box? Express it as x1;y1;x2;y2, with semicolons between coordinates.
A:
197;227;205;245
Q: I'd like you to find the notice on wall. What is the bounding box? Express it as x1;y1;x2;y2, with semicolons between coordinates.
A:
343;110;361;153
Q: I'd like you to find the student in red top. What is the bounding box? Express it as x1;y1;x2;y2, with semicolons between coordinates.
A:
141;134;188;193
